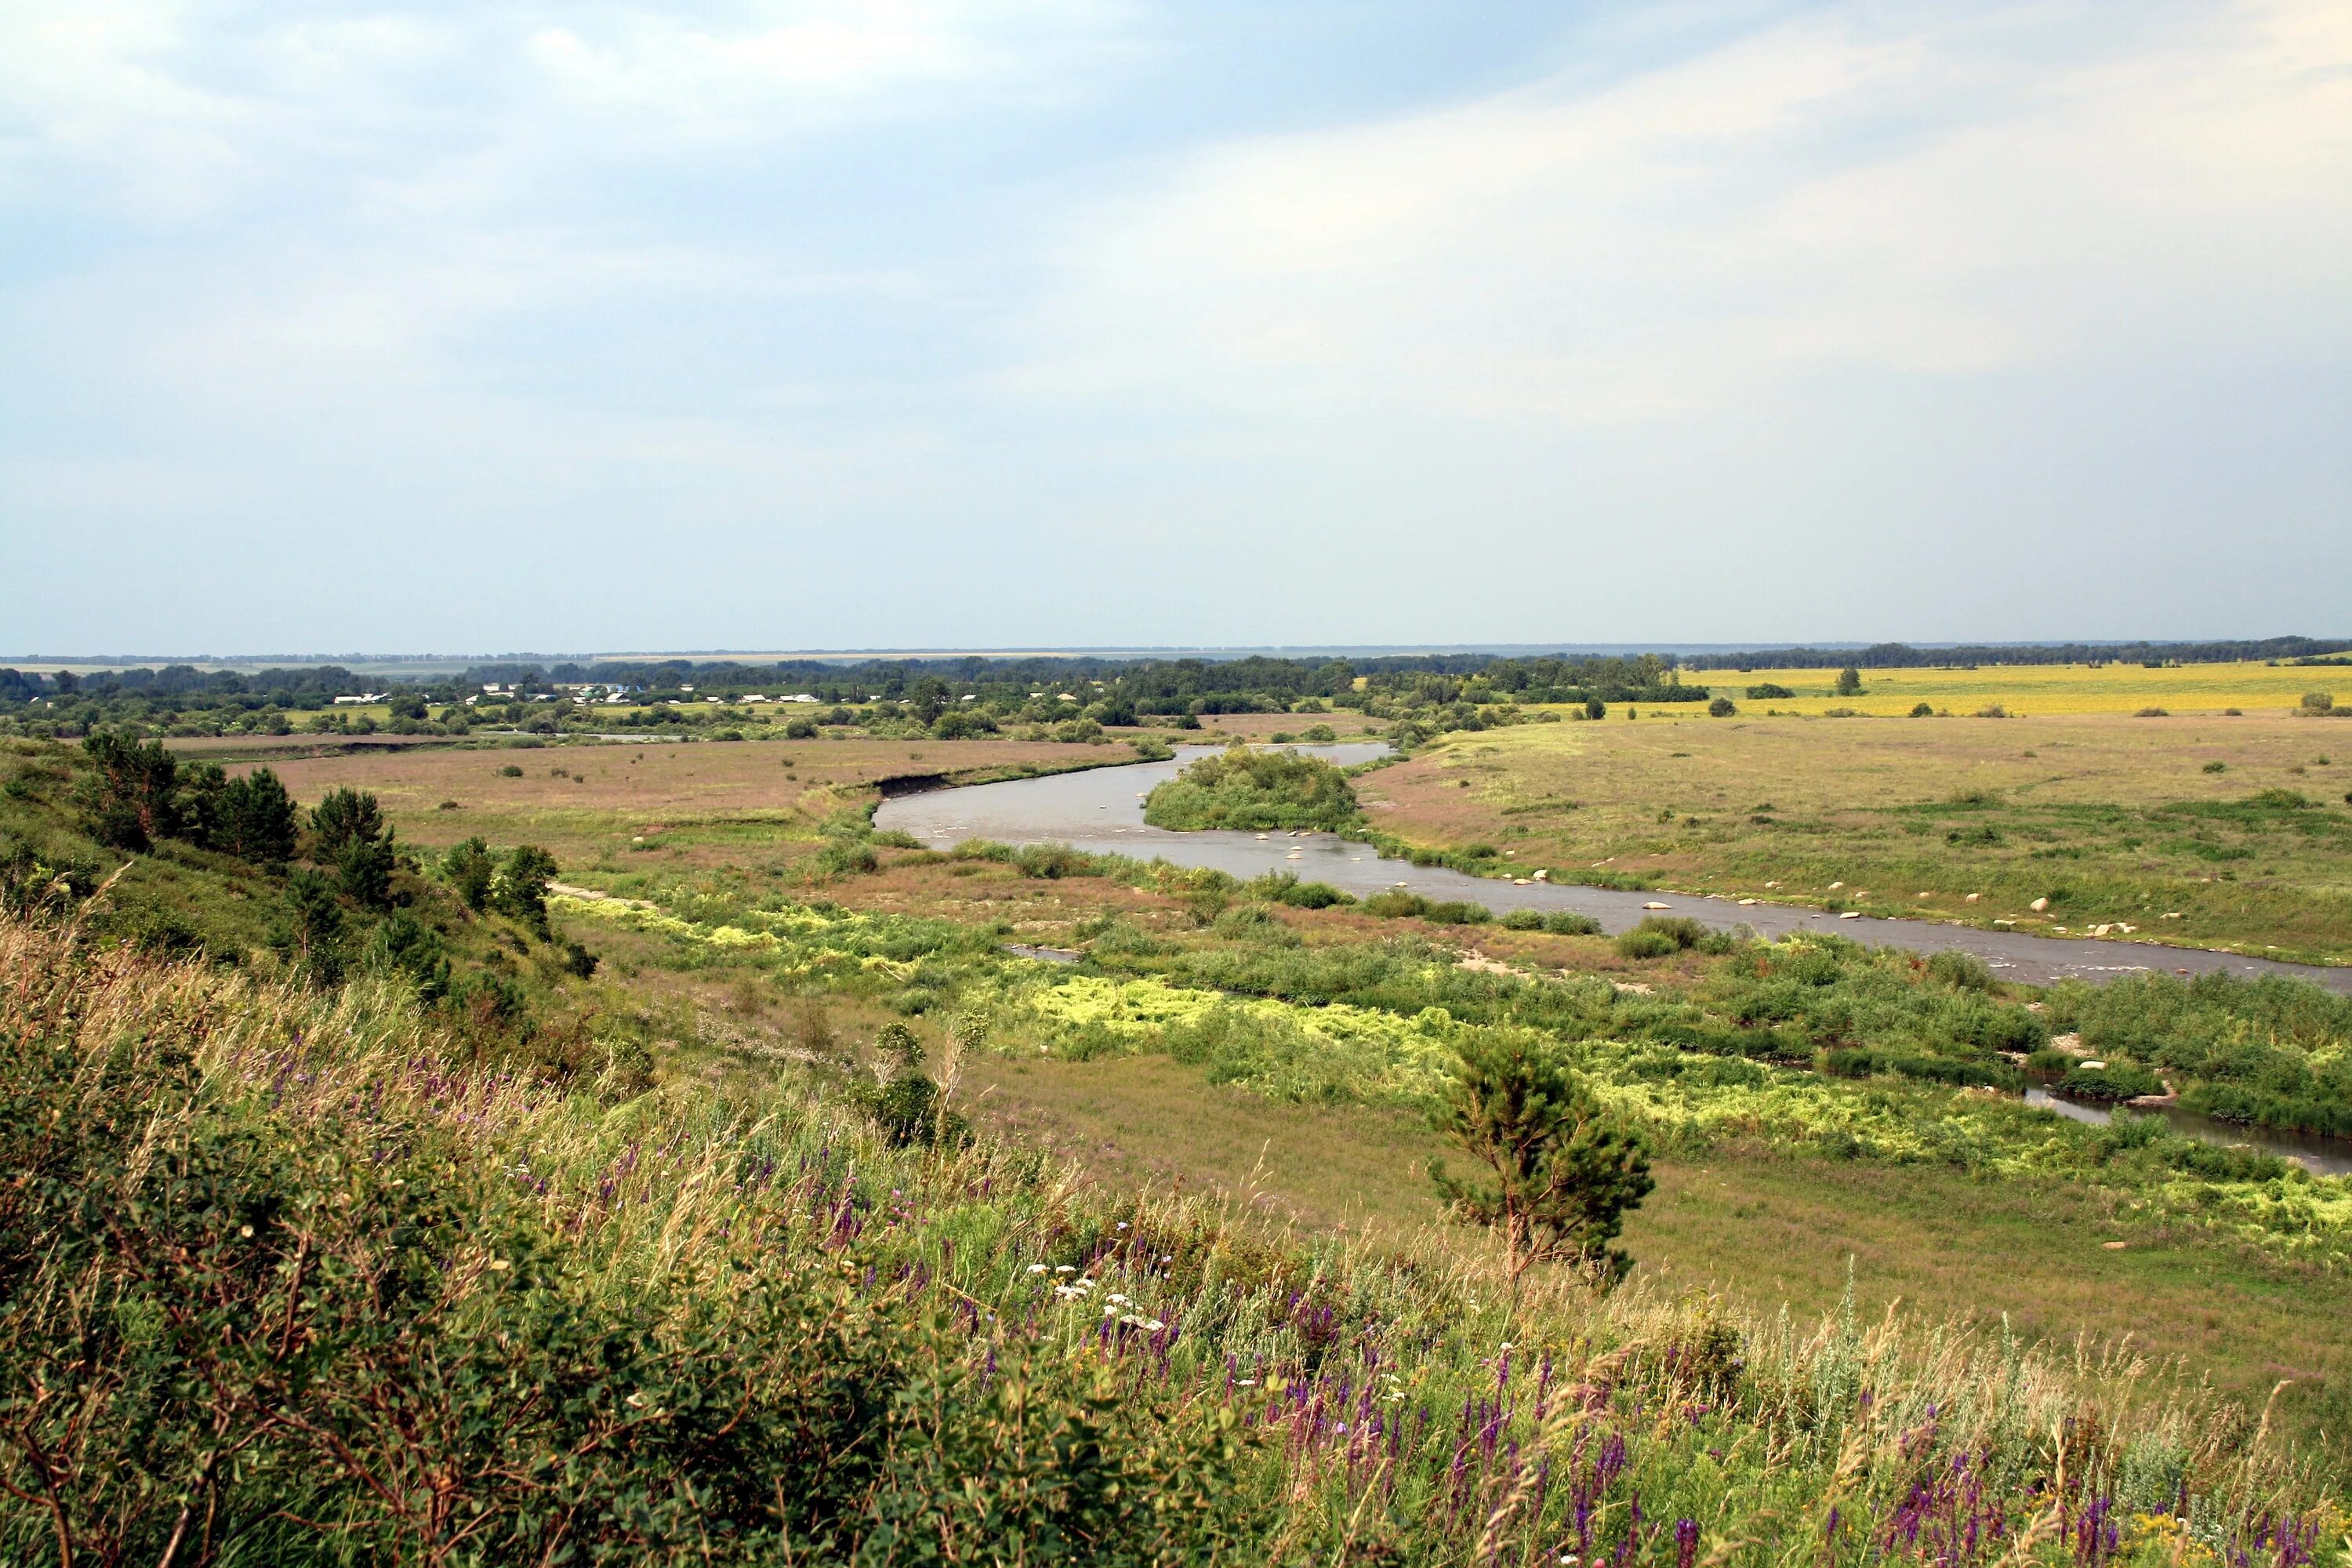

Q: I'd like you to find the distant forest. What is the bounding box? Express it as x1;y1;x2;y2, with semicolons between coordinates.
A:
2;636;2346;742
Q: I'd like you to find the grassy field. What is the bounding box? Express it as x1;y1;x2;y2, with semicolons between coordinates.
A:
1360;712;2352;964
165;731;2352;1457
245;734;1142;868
1683;660;2350;717
960;1051;2352;1411
15;913;2343;1563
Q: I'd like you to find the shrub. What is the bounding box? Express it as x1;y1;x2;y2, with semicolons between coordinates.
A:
499;763;524;776
2135;707;2169;718
2059;1060;2165;1102
2300;691;2334;713
2203;760;2227;773
1926;949;1995;991
1745;683;1795;700
1835;666;1864;695
817;838;881;876
1707;697;1737;717
1247;870;1354;908
1361;891;1430;920
1613;916;1705;960
1910;702;1935;717
1011;842;1104;880
1493;909;1610;937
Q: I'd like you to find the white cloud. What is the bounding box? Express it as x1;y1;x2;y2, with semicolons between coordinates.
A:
1016;0;2352;425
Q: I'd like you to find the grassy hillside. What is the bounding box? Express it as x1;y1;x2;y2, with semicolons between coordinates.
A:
5;910;2345;1565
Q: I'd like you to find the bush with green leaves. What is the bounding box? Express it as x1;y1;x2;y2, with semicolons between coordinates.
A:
1614;915;1708;960
1501;908;1606;936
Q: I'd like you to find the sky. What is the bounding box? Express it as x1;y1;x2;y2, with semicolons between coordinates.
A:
2;0;2347;656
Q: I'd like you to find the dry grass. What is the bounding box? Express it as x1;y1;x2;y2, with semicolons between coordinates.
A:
1359;711;2352;961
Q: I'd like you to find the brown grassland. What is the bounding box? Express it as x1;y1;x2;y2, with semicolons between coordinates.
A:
1363;710;2352;964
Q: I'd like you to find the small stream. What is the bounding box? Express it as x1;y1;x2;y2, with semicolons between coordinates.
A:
877;742;2352;1174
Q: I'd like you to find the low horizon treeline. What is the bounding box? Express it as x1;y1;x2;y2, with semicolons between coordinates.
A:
5;635;2348;734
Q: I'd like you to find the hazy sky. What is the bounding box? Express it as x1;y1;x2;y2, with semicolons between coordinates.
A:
4;0;2347;655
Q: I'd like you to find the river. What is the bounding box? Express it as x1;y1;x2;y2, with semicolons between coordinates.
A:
877;742;2352;1176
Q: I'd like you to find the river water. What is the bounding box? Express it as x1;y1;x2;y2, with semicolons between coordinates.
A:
878;742;2352;1176
878;744;2352;993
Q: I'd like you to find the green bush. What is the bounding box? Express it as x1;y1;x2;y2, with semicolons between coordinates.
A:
1245;869;1354;908
2058;1060;2165;1102
1708;697;1737;717
1745;683;1795;700
1613;916;1705;960
1925;949;1995;991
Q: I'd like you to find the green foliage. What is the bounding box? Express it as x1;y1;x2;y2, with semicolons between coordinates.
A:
495;844;560;932
1746;683;1795;700
1708;696;1737;717
2059;1061;2166;1102
78;730;180;850
852;1022;972;1149
1360;891;1491;924
1243;869;1354;908
2045;970;2352;1134
1835;666;1865;695
442;836;497;910
274;867;347;984
308;786;386;860
0;957;1246;1563
1142;742;1359;832
1926;949;1996;991
1614;916;1707;960
212;766;298;862
1911;702;1936;717
366;909;452;1002
335;831;396;909
1501;908;1605;935
1430;1029;1654;1287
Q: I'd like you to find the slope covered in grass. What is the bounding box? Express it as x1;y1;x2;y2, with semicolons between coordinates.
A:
4;909;2342;1566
